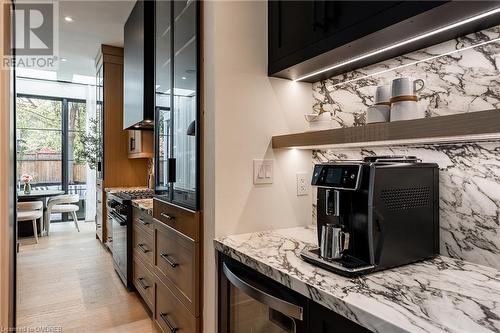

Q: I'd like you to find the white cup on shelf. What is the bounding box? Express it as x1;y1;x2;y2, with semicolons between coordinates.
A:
390;101;425;121
391;77;425;98
374;85;391;105
367;105;390;124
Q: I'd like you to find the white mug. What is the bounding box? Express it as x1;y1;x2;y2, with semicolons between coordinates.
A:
374;85;391;105
391;77;425;98
390;100;425;121
367;105;390;124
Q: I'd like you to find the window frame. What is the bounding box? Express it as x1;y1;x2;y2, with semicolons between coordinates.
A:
16;93;87;221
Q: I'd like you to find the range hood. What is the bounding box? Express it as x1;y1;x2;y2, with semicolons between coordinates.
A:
123;0;154;130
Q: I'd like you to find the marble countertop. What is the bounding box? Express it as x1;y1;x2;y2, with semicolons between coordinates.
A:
131;198;153;215
214;226;500;333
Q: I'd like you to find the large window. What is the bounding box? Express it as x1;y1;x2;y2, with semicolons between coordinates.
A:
16;95;87;221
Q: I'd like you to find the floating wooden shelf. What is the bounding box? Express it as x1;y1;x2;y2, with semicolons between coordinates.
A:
272;109;500;149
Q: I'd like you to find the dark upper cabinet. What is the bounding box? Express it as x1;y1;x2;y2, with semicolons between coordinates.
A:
124;0;155;130
268;1;500;82
155;0;200;210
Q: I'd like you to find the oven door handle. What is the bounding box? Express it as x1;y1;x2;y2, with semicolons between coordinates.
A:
222;263;303;320
110;211;127;226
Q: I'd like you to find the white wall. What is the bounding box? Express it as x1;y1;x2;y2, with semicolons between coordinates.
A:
0;1;13;327
203;1;313;331
16;77;91;100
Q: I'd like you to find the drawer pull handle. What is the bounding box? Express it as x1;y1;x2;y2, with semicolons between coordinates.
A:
137;218;150;226
137;277;150;290
160;212;175;220
138;243;150;253
160;253;178;267
160;312;178;333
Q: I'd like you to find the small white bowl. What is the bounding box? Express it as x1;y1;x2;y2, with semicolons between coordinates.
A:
304;113;319;122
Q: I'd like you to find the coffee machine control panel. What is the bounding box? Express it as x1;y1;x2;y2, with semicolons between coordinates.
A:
311;164;361;190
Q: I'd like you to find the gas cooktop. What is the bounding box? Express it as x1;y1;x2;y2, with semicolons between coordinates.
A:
111;189;154;202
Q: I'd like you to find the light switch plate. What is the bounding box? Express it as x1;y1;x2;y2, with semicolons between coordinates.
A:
254;159;273;184
296;172;308;196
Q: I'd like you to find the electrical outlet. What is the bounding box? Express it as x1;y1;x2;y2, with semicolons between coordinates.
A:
296;172;308;196
254;159;273;184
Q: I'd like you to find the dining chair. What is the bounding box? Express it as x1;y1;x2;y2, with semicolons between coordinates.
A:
45;194;81;234
17;201;44;244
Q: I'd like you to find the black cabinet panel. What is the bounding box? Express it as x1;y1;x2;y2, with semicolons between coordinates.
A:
268;1;322;63
268;1;450;79
309;301;372;333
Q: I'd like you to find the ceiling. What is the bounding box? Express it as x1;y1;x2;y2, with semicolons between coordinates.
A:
55;0;135;81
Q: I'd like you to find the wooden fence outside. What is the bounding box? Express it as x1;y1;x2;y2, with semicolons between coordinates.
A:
18;161;86;183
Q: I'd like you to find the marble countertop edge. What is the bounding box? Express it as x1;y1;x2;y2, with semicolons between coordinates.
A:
213;239;408;333
214;226;500;333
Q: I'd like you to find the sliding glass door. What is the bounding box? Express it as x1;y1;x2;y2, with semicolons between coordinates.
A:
16;95;87;221
67;100;87;220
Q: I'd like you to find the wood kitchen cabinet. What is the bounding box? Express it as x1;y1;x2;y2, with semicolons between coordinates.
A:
152;199;201;333
132;207;155;313
131;199;202;331
127;130;153;159
94;45;149;245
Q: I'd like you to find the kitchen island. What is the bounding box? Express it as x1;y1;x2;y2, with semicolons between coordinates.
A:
215;226;500;333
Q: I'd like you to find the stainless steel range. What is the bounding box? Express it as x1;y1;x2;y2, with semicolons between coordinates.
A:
106;189;154;289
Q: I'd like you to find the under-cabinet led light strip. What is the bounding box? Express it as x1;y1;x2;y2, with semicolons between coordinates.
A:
293;7;500;82
331;36;500;87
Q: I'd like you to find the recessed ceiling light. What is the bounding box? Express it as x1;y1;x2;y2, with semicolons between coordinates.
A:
61;58;67;62
64;16;73;22
181;76;187;80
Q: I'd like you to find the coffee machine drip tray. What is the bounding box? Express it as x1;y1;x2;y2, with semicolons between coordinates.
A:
300;248;375;277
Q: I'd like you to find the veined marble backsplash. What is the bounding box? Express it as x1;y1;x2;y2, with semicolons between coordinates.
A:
312;142;500;269
312;25;500;128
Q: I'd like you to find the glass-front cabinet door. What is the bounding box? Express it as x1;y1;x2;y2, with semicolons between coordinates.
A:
171;0;198;209
155;0;172;197
155;0;199;210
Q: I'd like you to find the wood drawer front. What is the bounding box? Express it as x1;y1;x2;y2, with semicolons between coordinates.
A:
154;279;199;333
154;221;199;316
133;225;153;266
133;258;154;312
153;199;200;241
133;207;154;236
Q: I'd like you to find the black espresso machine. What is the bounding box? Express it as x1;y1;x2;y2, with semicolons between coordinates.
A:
301;156;440;276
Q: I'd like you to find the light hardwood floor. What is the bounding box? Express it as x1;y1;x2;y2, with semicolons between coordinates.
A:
17;221;156;333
